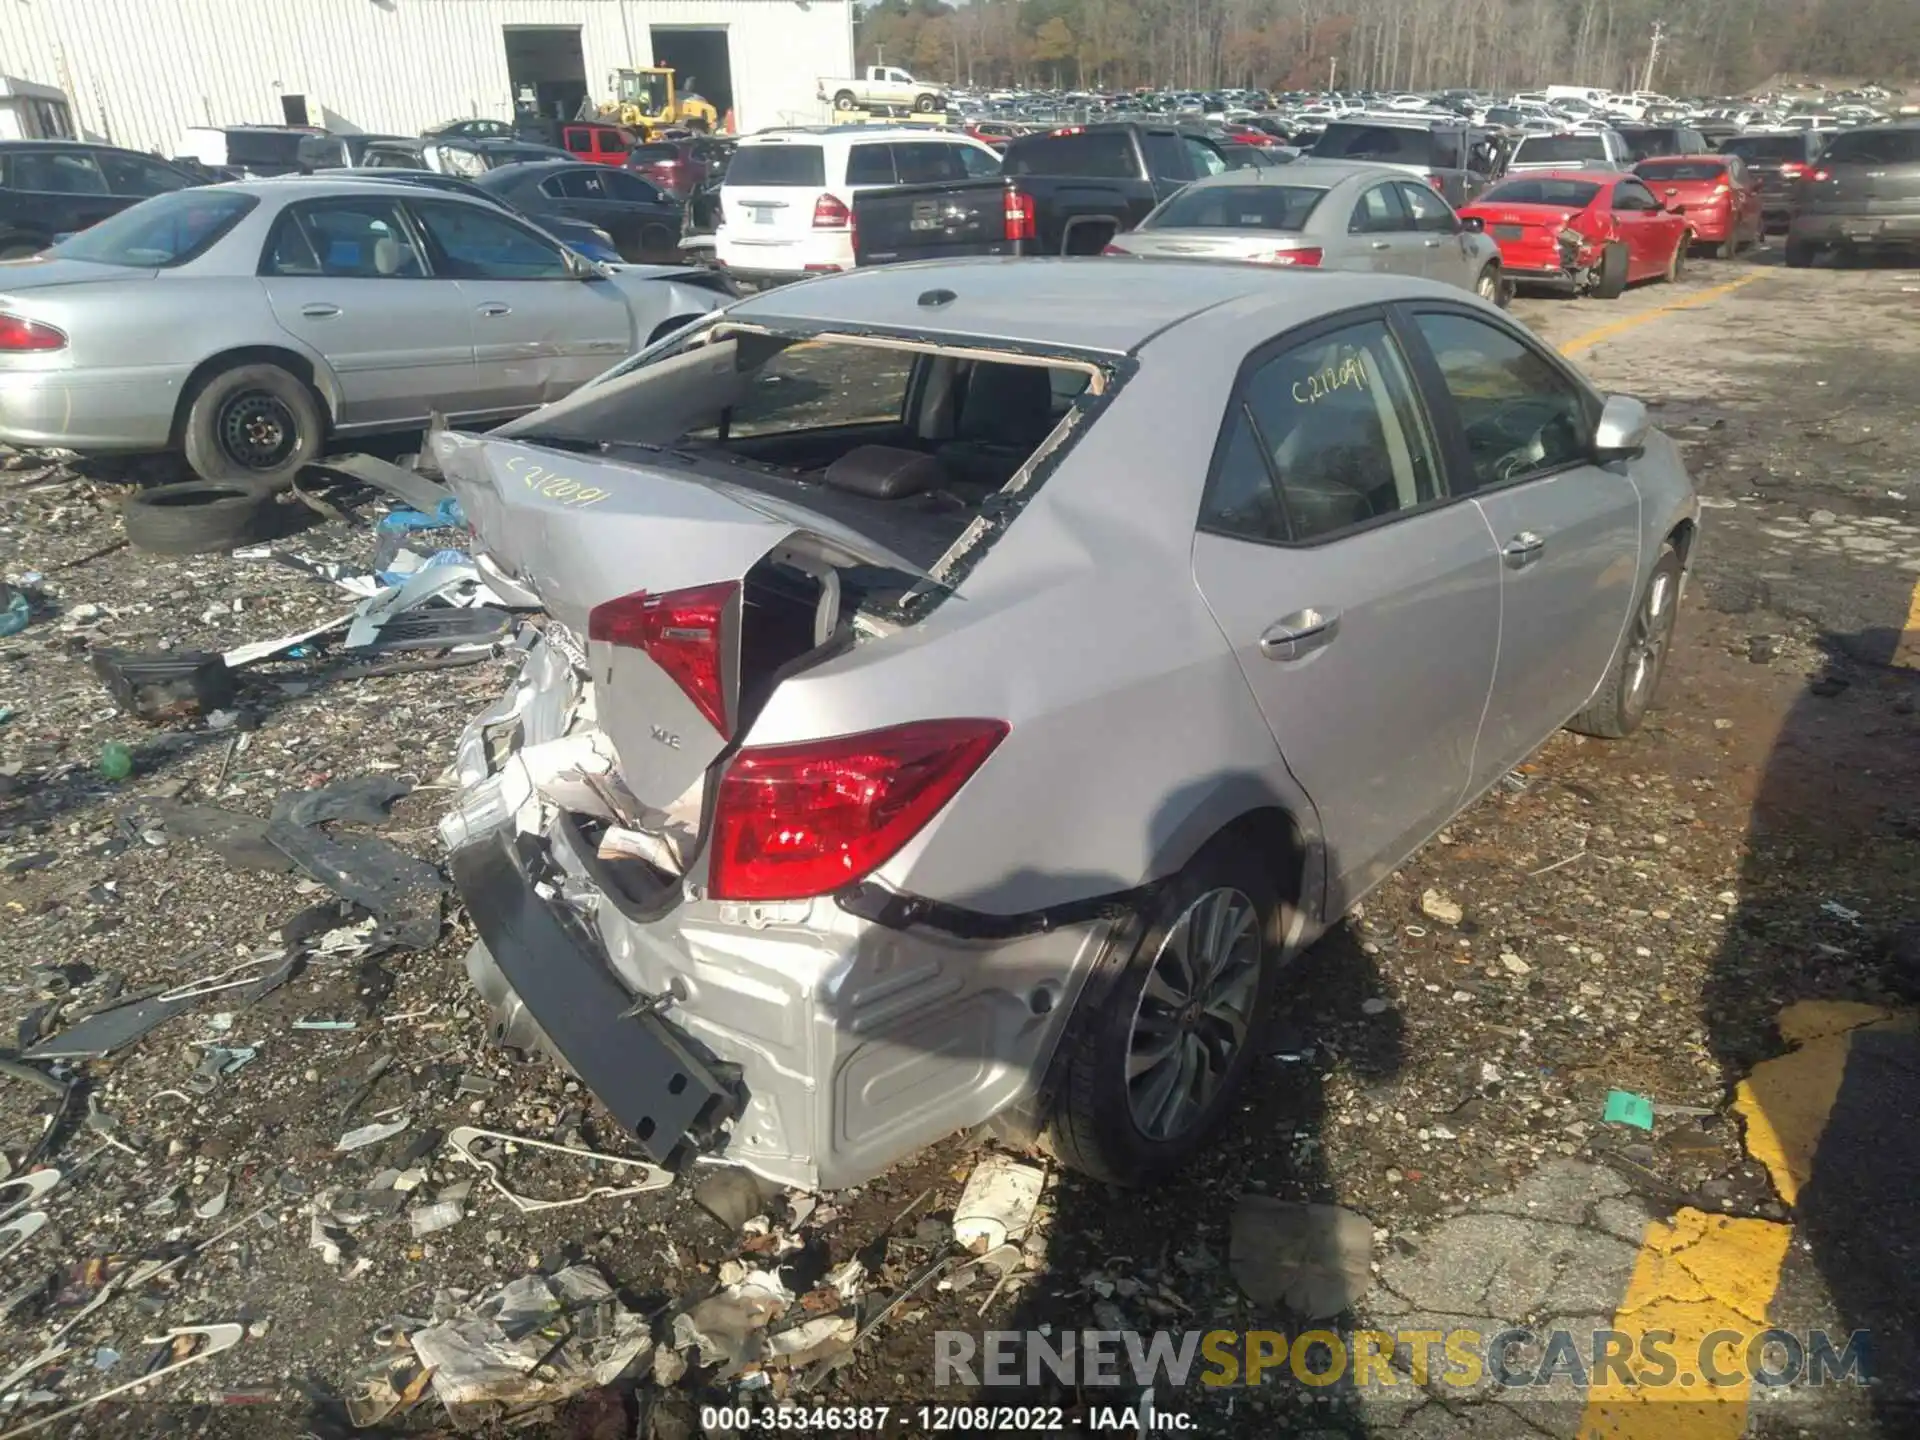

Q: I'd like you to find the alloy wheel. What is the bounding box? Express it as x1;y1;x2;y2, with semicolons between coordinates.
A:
1125;886;1262;1142
1625;570;1676;711
216;390;299;471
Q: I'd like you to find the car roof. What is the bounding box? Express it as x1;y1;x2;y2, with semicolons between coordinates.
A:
0;138;166;157
738;127;976;146
725;256;1447;356
210;176;499;203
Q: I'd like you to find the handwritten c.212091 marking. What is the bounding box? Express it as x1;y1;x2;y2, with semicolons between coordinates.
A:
503;454;610;508
1293;352;1369;406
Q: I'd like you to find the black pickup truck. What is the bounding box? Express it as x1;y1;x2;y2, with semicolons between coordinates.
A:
851;122;1242;265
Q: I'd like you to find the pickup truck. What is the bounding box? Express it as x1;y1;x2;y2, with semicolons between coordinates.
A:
818;66;948;114
851;122;1237;265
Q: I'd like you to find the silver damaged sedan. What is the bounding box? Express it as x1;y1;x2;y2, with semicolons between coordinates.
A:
1106;160;1510;305
434;258;1698;1190
0;179;724;485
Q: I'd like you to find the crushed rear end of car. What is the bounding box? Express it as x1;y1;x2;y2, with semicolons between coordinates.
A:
433;317;1125;1191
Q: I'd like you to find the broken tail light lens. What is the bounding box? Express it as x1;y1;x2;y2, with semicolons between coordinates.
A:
708;718;1010;901
1004;190;1037;243
587;582;736;738
812;192;851;228
0;314;66;352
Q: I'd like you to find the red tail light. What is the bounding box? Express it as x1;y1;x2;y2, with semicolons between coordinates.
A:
1809;168;1831;183
1254;247;1321;267
709;719;1009;900
0;314;65;352
1101;242;1128;255
1004;190;1037;242
587;581;736;738
1427;174;1446;191
1051;125;1084;137
812;192;851;229
1779;162;1807;178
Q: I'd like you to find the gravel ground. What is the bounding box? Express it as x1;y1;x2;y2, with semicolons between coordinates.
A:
1;254;1917;1440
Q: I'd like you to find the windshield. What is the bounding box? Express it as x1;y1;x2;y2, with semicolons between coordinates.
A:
1310;123;1434;165
1146;184;1325;230
1637;160;1727;182
1822;129;1920;164
52;189;256;267
1481;178;1601;207
726;144;826;187
1618;128;1683;158
1515;135;1606;163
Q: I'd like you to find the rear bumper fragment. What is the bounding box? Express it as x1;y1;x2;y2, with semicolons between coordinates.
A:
448;831;739;1167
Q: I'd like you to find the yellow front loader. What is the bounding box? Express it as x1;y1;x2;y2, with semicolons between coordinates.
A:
599;68;719;134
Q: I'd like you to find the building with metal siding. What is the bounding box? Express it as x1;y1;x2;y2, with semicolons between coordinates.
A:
0;0;853;155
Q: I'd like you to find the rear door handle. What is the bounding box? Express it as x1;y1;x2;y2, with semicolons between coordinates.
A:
477;302;512;317
1369;240;1391;250
1423;238;1442;247
299;303;340;318
1259;608;1341;662
1503;531;1546;568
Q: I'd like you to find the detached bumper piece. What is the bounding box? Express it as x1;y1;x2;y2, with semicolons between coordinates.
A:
449;832;739;1168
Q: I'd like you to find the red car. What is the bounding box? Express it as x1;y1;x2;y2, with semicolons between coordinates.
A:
625;138;729;197
1633;155;1762;258
1459;169;1692;299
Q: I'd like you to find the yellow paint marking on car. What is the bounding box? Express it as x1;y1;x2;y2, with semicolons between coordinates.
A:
1893;575;1920;671
1577;1001;1911;1439
1557;272;1766;357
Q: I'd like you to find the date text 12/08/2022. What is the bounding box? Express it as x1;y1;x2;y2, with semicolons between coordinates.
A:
697;1405;1195;1432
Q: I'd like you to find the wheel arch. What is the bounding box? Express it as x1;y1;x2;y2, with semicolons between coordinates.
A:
1666;516;1697;568
1146;779;1325;950
169;345;337;448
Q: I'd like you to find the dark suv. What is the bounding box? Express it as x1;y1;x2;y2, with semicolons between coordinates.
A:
1717;130;1829;233
1787;122;1920;266
0;140;200;258
1307;118;1489;206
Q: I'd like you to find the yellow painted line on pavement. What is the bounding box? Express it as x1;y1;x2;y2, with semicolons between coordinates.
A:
1557;272;1766;357
1576;1001;1911;1439
1893;575;1920;671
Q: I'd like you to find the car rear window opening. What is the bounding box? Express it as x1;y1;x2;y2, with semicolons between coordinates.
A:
1004;131;1136;179
727;144;827;187
1310;124;1434;166
1636;161;1726;182
1515;135;1606;163
1483;178;1601;207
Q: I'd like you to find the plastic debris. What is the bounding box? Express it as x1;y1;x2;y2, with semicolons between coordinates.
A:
97;742;133;782
1603;1089;1656;1131
408;1200;465;1237
91;648;235;723
336;1117;409;1152
0;583;28;637
952;1154;1047;1251
408;1265;651;1423
670;1270;791;1377
1419;888;1465;925
0;1212;47;1264
692;1166;771;1232
0;1324;242;1440
22;994;190;1060
443;1125;673;1213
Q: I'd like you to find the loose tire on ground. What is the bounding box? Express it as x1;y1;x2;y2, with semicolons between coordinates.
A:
1046;836;1283;1186
122;479;279;556
180;362;324;491
1592;241;1630;299
1568;542;1683;740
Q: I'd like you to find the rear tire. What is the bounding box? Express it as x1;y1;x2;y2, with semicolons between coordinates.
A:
914;93;939;113
1474;266;1506;307
1664;235;1690;282
1046;836;1281;1186
832;89;856;110
1568;543;1682;739
1784;236;1818;268
180;362;324;491
1592;241;1629;299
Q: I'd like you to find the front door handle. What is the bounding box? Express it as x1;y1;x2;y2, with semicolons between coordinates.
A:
1259;608;1341;662
1369;240;1391;250
299;303;341;319
1423;238;1442;248
1503;531;1546;569
477;302;512;318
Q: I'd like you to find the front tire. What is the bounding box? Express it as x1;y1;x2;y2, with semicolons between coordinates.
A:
1592;241;1629;299
1664;234;1690;282
1569;542;1682;739
1474;266;1510;309
180;362;324;490
1046;838;1281;1186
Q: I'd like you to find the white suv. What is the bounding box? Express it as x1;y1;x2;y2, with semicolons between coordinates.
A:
716;127;1002;288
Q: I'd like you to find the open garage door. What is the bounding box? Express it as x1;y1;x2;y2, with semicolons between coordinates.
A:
649;27;733;125
504;26;588;120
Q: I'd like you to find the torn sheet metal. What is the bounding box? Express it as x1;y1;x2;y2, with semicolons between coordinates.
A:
266;822;446;950
451;633;582;790
313;452;460;514
222;614;354;670
438;728;628;851
343;563;512;652
443;1125;673;1213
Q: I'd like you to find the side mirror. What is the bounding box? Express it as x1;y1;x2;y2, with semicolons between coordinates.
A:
1459;214;1485;233
1594;394;1650;459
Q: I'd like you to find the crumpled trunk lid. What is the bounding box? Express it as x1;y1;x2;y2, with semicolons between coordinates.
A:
431;429;924;812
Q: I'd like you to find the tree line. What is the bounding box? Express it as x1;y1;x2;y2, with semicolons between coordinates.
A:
856;0;1920;99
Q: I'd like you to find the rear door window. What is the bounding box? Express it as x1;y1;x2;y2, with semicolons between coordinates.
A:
727;144;827;187
1349;182;1411;233
266;200;425;278
98;152;194;197
1822;129;1920;165
844;143;898;185
1398;182;1457;232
